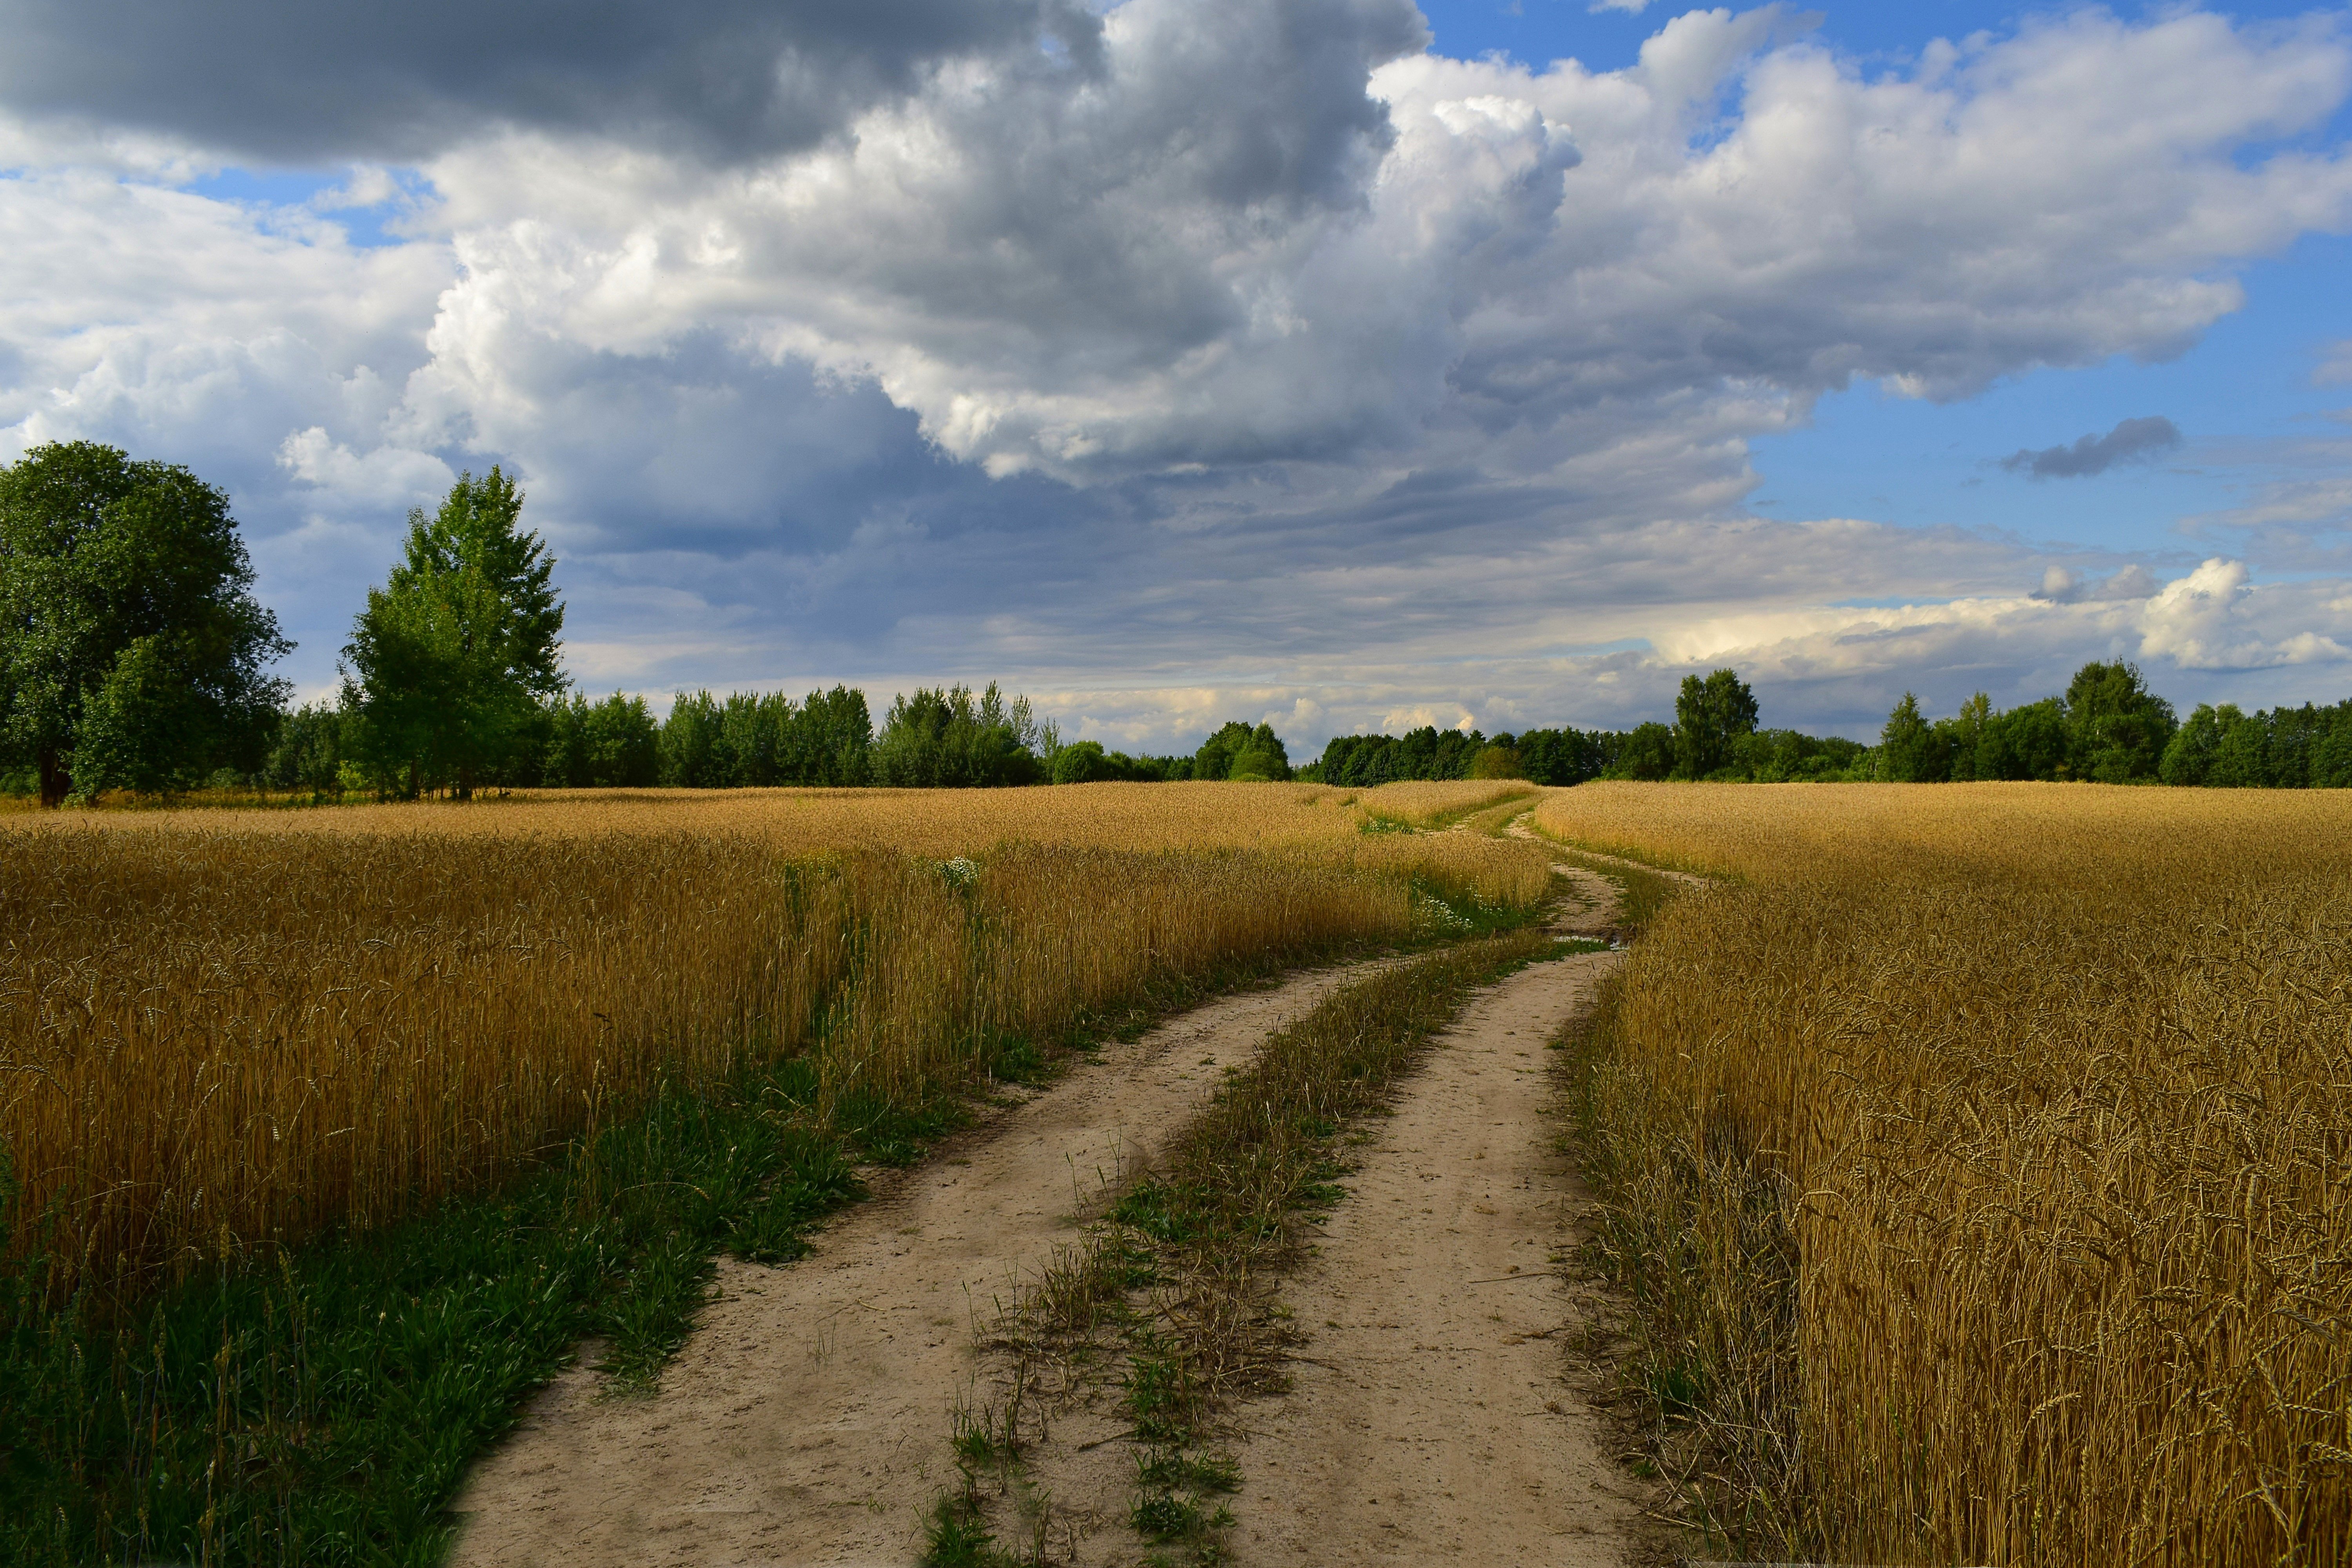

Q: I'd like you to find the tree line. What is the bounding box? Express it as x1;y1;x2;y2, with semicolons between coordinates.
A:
6;443;2347;802
0;446;1307;802
1298;664;2352;789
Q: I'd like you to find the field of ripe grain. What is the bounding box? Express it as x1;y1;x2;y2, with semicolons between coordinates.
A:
1536;782;2352;1566
0;781;1541;1302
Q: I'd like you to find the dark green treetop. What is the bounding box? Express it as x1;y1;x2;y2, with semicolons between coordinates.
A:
1673;668;1760;779
0;441;290;804
2063;660;2176;782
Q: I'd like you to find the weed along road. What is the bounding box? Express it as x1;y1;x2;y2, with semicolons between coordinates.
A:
451;865;1640;1565
447;960;1394;1564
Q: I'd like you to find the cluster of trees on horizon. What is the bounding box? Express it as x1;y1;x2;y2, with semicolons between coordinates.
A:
6;443;2350;806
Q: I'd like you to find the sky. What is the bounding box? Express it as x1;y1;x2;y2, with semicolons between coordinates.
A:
2;1;2349;752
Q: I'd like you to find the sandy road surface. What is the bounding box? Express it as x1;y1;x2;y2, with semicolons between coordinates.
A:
1219;947;1641;1564
971;857;1647;1564
447;962;1388;1568
454;850;1652;1565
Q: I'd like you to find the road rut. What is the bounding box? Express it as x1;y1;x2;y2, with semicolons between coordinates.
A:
448;962;1387;1567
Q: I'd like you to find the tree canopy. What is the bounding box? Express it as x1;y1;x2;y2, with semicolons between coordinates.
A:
1673;668;1760;779
0;441;290;804
341;468;564;799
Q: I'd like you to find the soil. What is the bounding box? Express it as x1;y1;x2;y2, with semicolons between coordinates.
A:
450;856;1657;1565
446;961;1398;1567
1213;949;1642;1565
976;863;1651;1564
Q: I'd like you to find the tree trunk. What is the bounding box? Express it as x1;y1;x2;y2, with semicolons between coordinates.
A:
37;745;69;808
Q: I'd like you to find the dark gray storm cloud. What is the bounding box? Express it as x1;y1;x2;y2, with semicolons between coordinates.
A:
0;0;1100;162
2002;416;2184;479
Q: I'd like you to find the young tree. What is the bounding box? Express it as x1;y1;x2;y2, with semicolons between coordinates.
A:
659;690;727;787
1673;668;1760;779
1977;697;2070;780
342;468;565;799
0;441;291;804
263;701;351;797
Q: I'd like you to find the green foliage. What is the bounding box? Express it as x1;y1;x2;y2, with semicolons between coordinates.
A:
341;469;566;799
543;691;662;787
2063;660;2176;782
1673;667;1760;779
1052;738;1116;783
1877;692;1947;782
1975;697;2070;781
2162;699;2352;787
1314;724;1490;786
1052;739;1194;783
0;1023;1025;1566
1229;722;1290;781
1513;726;1622;784
1193;719;1292;782
1726;728;1869;782
1612;721;1678;781
0;441;291;804
262;701;351;796
871;682;1050;788
1871;665;2178;785
1467;742;1524;779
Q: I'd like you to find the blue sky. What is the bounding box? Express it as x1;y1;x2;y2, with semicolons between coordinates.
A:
2;0;2349;746
1413;0;2352;566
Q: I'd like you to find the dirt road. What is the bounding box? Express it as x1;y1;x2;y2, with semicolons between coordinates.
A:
1217;949;1639;1564
448;962;1388;1567
451;858;1645;1564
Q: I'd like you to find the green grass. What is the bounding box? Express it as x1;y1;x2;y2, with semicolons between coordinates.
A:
0;1049;933;1567
0;948;1363;1567
1537;843;1686;935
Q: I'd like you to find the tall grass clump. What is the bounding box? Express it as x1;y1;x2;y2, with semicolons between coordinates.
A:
1542;782;2352;1565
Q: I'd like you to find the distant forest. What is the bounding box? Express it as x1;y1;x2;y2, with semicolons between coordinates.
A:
1305;664;2352;789
6;443;2347;802
24;658;2343;802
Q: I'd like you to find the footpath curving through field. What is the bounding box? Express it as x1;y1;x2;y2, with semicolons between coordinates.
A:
448;961;1396;1564
452;862;1645;1565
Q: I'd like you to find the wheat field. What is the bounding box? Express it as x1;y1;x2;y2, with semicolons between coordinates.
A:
1537;782;2352;1566
0;782;1545;1303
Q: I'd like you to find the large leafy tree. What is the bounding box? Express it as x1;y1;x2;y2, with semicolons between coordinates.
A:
0;441;290;805
343;468;564;799
2063;660;2176;782
1673;667;1760;779
869;682;1047;788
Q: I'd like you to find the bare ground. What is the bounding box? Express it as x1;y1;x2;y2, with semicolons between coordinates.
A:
447;962;1390;1567
985;866;1648;1564
450;857;1654;1566
1214;948;1642;1565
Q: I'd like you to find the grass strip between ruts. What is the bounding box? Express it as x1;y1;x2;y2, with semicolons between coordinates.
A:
931;926;1606;1566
